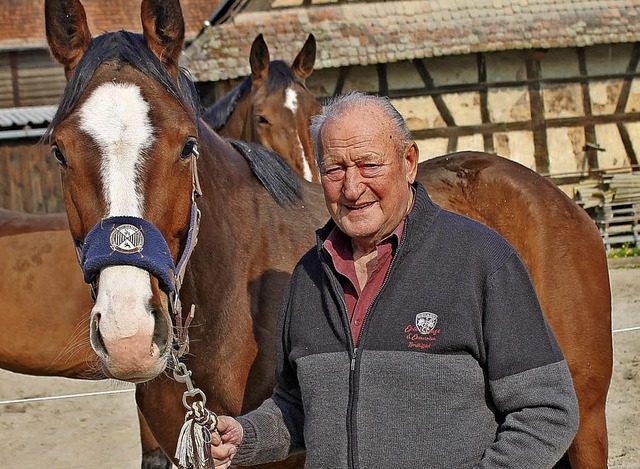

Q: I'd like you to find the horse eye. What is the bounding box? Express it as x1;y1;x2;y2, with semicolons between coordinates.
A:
180;138;198;160
256;115;270;126
51;145;67;167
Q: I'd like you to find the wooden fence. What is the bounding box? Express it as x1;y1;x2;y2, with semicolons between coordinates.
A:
575;171;640;251
0;139;64;213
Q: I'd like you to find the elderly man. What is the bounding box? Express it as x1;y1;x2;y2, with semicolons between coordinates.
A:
211;92;579;468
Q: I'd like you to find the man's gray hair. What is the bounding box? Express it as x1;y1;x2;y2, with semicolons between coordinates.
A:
310;92;412;171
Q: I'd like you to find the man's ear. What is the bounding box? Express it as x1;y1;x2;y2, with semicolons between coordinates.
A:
405;141;419;184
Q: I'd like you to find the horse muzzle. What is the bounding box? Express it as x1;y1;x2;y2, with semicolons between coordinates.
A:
75;214;196;382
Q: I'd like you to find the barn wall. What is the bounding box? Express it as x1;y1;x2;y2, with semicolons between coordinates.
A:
0;49;66;108
303;43;640;179
0;139;64;213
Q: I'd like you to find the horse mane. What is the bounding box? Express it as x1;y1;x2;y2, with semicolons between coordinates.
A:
45;30;200;140
202;77;251;131
201;60;308;131
227;139;303;206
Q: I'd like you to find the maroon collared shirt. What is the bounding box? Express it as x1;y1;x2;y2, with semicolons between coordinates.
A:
323;220;405;344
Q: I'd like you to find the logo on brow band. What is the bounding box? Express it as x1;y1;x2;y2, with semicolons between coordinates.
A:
110;224;145;254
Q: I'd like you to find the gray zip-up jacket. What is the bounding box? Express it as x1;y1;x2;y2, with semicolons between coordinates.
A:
233;182;579;468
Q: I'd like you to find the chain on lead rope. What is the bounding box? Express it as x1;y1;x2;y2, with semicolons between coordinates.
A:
172;356;220;469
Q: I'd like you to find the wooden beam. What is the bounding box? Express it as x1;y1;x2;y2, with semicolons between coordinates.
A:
333;66;350;97
477;53;494;153
413;59;457;152
9;52;20;107
412;112;640;140
386;68;640;100
615;43;640;167
526;52;549;174
377;63;389;96
578;48;599;171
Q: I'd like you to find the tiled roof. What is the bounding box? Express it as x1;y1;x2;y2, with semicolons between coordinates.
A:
183;0;640;82
0;0;220;51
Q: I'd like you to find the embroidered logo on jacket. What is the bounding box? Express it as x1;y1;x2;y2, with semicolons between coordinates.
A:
404;312;440;350
416;312;438;334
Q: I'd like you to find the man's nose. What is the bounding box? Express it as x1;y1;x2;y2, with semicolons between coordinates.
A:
343;166;364;199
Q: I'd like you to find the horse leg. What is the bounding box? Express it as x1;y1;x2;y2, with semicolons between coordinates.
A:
567;396;610;468
138;407;173;469
562;298;612;469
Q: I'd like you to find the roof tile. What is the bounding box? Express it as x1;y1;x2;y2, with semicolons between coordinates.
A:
184;0;640;82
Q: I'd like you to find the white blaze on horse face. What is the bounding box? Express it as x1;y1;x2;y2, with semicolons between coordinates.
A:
284;87;298;114
78;83;159;372
79;82;154;217
285;87;312;181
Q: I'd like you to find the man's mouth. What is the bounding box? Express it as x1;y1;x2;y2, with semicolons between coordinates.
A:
345;201;375;211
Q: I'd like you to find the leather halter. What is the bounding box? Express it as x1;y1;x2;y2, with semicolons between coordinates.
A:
73;147;203;358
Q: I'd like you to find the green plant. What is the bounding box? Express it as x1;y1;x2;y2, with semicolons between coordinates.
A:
608;242;640;258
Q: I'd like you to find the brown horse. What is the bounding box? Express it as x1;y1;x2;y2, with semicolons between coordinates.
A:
43;1;611;468
45;2;325;468
202;33;320;182
0;208;172;468
0;209;95;377
419;154;612;468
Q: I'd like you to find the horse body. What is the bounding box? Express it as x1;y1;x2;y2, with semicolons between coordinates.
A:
202;34;320;182
418;153;612;467
0;209;96;376
42;1;611;468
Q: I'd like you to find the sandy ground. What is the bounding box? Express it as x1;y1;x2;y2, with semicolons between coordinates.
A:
0;267;638;469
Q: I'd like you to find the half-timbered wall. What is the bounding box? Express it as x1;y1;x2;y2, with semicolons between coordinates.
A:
301;42;640;183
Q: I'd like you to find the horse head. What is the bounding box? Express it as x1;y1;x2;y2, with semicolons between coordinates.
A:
45;0;200;383
204;34;322;182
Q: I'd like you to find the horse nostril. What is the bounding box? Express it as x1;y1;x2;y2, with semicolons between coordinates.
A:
90;312;108;358
151;308;169;355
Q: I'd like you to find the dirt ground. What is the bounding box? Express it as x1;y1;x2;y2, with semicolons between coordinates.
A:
0;267;638;469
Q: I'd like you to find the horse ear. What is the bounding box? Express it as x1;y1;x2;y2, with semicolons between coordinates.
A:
44;0;92;80
140;0;185;78
291;34;316;82
250;34;270;82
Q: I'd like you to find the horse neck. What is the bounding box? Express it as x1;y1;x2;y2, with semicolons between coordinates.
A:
180;126;293;384
188;123;281;279
188;122;323;292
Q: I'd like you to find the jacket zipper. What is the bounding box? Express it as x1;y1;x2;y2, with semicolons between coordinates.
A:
321;257;358;469
321;225;409;469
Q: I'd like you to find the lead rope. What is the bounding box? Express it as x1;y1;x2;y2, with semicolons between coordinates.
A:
172;145;220;469
173;358;220;469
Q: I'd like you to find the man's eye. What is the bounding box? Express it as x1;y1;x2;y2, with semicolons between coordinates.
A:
323;167;345;181
360;164;382;177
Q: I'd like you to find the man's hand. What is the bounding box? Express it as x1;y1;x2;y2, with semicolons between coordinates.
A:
211;416;244;468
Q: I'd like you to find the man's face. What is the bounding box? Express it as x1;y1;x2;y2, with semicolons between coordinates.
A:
319;106;417;250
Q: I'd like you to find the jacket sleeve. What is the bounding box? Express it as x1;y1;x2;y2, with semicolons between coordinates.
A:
231;272;306;467
474;252;580;468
